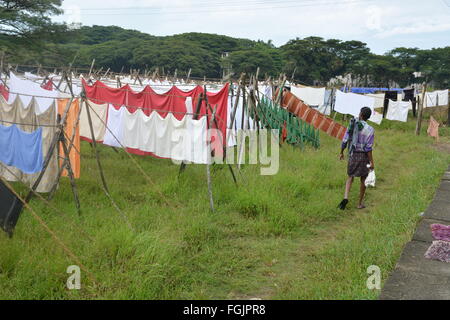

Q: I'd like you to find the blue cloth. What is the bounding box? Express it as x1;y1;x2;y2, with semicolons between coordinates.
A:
0;124;44;174
340;87;403;94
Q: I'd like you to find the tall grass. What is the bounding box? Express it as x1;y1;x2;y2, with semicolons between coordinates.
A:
0;109;448;299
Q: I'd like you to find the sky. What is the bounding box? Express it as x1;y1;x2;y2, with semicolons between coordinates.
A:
56;0;450;54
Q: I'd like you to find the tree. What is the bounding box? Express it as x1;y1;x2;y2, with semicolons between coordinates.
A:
0;0;66;60
224;47;281;78
281;37;347;85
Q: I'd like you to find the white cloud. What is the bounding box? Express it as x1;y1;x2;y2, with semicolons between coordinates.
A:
54;0;450;52
365;5;383;31
64;5;81;25
375;21;450;38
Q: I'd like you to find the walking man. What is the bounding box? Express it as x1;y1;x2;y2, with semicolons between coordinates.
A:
338;107;375;210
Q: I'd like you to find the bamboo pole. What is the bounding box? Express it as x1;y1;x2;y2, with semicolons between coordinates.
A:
83;94;110;194
24;97;74;203
447;90;450;127
204;85;216;213
178;92;204;177
186;68;192;84
416;82;427;136
228;73;245;130
88;59;95;78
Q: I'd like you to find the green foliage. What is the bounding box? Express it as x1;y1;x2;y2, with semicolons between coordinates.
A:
0;0;66;55
0;109;448;299
2;7;450;87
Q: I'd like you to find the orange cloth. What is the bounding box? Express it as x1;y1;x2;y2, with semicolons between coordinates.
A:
282;121;287;143
57;99;80;179
280;90;347;141
427;116;440;142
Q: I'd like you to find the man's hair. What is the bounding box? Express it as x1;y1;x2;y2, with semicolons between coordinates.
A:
360;107;372;121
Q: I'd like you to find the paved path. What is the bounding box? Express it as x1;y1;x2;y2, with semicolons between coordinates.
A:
380;164;450;300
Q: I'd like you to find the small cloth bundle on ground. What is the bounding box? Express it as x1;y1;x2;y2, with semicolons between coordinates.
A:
431;224;450;242
424;240;450;263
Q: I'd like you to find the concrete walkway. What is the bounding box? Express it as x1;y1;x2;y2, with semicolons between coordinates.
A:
380;165;450;300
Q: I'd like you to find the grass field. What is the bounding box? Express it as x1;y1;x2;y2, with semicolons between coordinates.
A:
0;108;449;300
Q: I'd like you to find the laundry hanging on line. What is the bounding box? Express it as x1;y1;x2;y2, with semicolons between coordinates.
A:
280;89;347;141
0;96;58;193
79;100;108;143
0;124;44;174
426;89;449;108
386;100;410;122
0;84;8;100
368;111;383;125
290;86;326;107
290;86;332;116
334;90;375;118
364;93;385;109
427;116;440;141
101;105;209;164
227;92;258;148
57;99;81;179
8;72;61;114
342;87;403;94
82;79;229;150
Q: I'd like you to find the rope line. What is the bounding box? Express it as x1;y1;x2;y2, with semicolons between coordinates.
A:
0;175;99;286
83;97;179;210
0;162;94;241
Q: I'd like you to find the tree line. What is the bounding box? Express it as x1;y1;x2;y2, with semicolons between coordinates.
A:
1;0;449;88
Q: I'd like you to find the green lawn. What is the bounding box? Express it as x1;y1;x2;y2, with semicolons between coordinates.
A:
0;109;449;300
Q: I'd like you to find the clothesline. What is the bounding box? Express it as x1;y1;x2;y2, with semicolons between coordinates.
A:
2;87;228;128
88;79;213;87
24;75;215;89
11;63;227;81
83;97;227;128
5;90;77;99
3;86;217;102
83;83;225;99
0;119;59;128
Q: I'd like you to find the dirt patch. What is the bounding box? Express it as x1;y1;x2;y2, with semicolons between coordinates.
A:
433;141;450;154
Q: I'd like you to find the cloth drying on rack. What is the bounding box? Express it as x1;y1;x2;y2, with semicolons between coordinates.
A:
0;124;44;174
0;96;58;193
334;90;375;118
8;72;60;114
291;86;326;107
386;100;410;122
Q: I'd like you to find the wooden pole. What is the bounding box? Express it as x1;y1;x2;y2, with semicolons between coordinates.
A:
83;94;110;193
228;73;245;130
205;88;216;213
416;82;427;136
88;59;95;79
24;97;74;203
291;66;297;83
47;99;83;202
0;51;4;75
103;68;111;79
60;133;81;213
186;68;192;83
178;93;204;177
447;90;450;127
